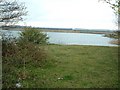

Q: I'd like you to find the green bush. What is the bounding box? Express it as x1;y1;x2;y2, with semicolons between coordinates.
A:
2;30;48;88
19;28;49;45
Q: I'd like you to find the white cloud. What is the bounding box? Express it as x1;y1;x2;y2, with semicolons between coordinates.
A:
19;0;117;29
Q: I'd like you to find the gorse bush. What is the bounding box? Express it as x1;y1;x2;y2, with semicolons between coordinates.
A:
2;28;49;88
19;28;49;45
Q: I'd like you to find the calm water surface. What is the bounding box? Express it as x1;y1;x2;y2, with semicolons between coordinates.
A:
0;30;117;46
46;32;117;46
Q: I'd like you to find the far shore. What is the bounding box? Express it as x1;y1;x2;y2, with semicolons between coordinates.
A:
1;27;118;46
0;27;113;34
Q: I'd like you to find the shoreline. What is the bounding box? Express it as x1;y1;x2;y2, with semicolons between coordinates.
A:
0;28;112;35
48;43;118;47
1;29;118;47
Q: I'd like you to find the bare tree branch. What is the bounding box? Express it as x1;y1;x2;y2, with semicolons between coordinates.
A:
99;0;119;15
0;0;27;29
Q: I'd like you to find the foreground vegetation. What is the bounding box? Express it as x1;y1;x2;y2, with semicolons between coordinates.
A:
2;28;118;88
3;45;118;88
2;28;49;88
21;45;118;88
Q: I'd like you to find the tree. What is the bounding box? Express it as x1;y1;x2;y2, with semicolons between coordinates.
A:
99;0;120;30
0;0;27;29
99;0;119;14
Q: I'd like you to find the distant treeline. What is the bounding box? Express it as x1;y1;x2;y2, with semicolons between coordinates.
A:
0;25;116;34
0;25;72;30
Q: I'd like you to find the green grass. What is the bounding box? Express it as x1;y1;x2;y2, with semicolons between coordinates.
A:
16;45;119;88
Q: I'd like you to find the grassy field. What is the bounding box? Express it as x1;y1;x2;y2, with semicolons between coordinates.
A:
19;45;118;88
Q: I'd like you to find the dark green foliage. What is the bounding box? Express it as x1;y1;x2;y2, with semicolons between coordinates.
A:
2;30;48;88
19;28;49;45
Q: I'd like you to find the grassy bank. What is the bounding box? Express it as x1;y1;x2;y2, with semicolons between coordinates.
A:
20;45;118;88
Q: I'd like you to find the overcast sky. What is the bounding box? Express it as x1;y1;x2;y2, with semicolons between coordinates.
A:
19;0;117;30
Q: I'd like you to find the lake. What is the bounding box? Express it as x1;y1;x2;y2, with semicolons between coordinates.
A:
0;30;117;46
46;32;117;46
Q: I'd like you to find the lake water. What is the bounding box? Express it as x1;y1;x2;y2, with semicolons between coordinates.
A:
46;32;117;46
0;30;117;46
